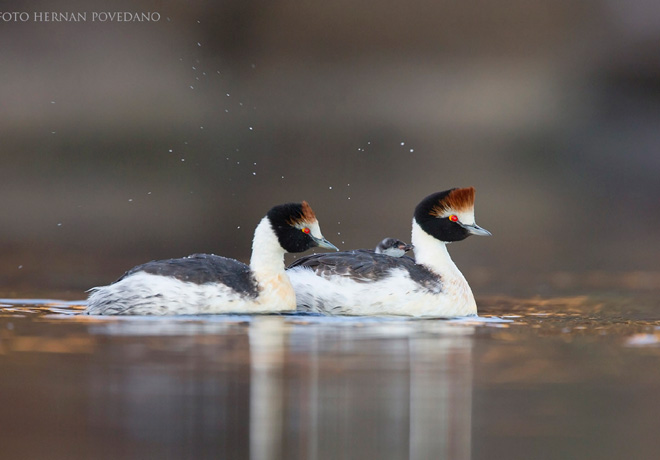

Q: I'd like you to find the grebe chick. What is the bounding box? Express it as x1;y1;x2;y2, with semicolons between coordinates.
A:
374;238;413;257
86;202;338;315
287;188;490;317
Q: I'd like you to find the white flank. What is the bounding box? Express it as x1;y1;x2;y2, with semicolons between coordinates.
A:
86;216;296;315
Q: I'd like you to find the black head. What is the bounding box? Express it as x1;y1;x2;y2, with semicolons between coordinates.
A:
414;188;491;242
266;201;338;253
376;238;414;255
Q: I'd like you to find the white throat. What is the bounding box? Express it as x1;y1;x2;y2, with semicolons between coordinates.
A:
411;218;475;308
249;216;296;310
411;219;454;271
410;218;472;286
250;216;287;277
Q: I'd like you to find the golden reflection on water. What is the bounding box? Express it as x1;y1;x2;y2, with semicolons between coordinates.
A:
6;336;96;354
478;295;660;339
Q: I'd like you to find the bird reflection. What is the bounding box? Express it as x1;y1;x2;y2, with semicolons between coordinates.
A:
247;318;475;460
78;314;475;459
249;318;288;460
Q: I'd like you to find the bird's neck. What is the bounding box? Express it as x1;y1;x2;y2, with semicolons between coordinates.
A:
411;219;470;287
250;217;287;277
250;217;296;310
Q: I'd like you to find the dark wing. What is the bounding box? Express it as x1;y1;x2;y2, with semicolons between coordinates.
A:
288;251;442;292
118;253;259;297
288;248;374;269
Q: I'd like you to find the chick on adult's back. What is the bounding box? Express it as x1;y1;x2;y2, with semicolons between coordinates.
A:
287;188;490;317
374;238;413;257
86;202;337;315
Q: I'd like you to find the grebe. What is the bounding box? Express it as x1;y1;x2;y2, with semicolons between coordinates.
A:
86;201;338;315
287;188;490;317
374;238;413;257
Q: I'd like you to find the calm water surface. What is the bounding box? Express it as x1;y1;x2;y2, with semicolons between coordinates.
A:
1;293;660;460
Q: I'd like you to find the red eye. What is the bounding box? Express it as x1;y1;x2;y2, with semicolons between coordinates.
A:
449;215;459;222
302;227;311;234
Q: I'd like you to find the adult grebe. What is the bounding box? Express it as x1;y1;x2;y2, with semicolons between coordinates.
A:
86;201;338;315
287;188;490;317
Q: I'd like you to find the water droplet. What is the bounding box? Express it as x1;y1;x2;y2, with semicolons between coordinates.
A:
237;226;241;229
249;126;253;130
168;149;173;153
401;142;405;146
252;172;256;176
197;42;202;46
226;93;230;97
181;158;185;162
190;85;194;89
410;149;414;152
329;186;333;190
147;192;152;195
192;66;196;70
57;222;62;227
281;176;284;179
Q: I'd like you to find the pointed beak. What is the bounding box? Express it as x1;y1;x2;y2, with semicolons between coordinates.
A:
314;236;339;251
400;243;414;252
461;223;492;236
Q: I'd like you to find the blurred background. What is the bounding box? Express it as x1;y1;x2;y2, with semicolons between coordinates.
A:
1;0;659;297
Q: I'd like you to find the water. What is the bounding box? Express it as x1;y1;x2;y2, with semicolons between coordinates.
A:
1;294;660;460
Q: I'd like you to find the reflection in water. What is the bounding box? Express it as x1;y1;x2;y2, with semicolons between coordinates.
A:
246;318;474;459
2;295;660;459
249;317;287;460
0;302;478;459
409;332;473;460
